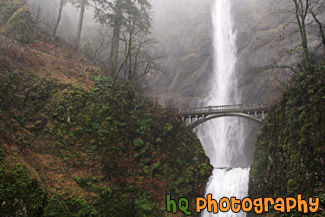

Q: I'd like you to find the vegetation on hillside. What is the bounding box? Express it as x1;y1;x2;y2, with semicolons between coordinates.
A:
0;1;212;216
249;67;325;217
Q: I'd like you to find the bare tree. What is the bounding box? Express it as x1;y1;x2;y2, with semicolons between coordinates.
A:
308;0;325;48
119;31;162;84
29;0;42;23
292;0;313;70
108;0;122;76
53;0;66;37
28;0;61;34
81;27;110;63
75;0;86;49
273;0;325;71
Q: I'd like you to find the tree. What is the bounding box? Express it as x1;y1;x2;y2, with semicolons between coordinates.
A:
292;0;313;70
308;0;325;48
273;0;325;71
109;0;122;76
94;0;152;76
71;0;89;49
53;0;66;37
119;0;153;81
28;0;43;23
76;0;86;49
81;27;110;64
28;0;58;33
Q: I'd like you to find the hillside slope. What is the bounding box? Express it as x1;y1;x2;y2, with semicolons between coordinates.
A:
249;69;325;216
0;1;211;216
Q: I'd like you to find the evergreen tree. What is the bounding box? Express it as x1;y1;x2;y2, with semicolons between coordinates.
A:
94;0;152;76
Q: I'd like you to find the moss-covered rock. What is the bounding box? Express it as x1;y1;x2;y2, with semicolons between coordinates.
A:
0;149;46;217
4;5;36;43
0;0;23;26
0;0;36;43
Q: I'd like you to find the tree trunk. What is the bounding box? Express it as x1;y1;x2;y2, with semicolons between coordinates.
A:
108;1;122;76
53;0;64;37
310;8;325;48
301;20;312;68
128;29;132;79
293;0;312;70
75;1;86;49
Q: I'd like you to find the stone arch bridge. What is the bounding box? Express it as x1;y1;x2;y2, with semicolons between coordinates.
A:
174;104;268;130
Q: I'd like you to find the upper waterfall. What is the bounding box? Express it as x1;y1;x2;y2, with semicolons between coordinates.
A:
197;0;245;168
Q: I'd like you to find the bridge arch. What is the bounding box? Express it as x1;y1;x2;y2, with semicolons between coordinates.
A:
187;113;263;130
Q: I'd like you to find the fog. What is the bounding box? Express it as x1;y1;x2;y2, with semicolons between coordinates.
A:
24;0;325;105
27;0;100;40
26;0;211;43
25;0;213;73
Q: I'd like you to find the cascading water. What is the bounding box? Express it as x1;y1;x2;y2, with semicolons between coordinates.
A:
197;0;249;216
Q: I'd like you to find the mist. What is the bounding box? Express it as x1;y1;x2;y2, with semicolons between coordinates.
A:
1;0;325;216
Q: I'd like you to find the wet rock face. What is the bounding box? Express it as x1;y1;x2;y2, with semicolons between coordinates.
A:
147;0;283;107
145;0;214;107
233;0;325;104
232;0;296;104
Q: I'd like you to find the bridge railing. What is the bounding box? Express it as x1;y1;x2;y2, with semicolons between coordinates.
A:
180;104;268;115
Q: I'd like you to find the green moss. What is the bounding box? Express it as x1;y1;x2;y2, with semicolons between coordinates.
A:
44;195;98;217
0;0;22;26
134;193;159;217
287;179;295;188
0;153;46;216
249;69;325;216
93;188;136;217
0;68;211;215
4;5;36;43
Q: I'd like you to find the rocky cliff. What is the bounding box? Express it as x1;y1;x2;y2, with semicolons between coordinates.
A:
249;69;325;216
144;0;213;107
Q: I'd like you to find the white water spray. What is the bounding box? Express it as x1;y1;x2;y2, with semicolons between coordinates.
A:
197;0;249;216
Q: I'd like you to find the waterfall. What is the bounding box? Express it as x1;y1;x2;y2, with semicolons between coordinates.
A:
197;0;249;216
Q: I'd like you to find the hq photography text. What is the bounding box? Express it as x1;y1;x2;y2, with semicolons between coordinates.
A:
166;194;320;215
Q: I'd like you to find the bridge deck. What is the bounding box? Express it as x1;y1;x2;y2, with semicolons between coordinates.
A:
181;104;268;117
